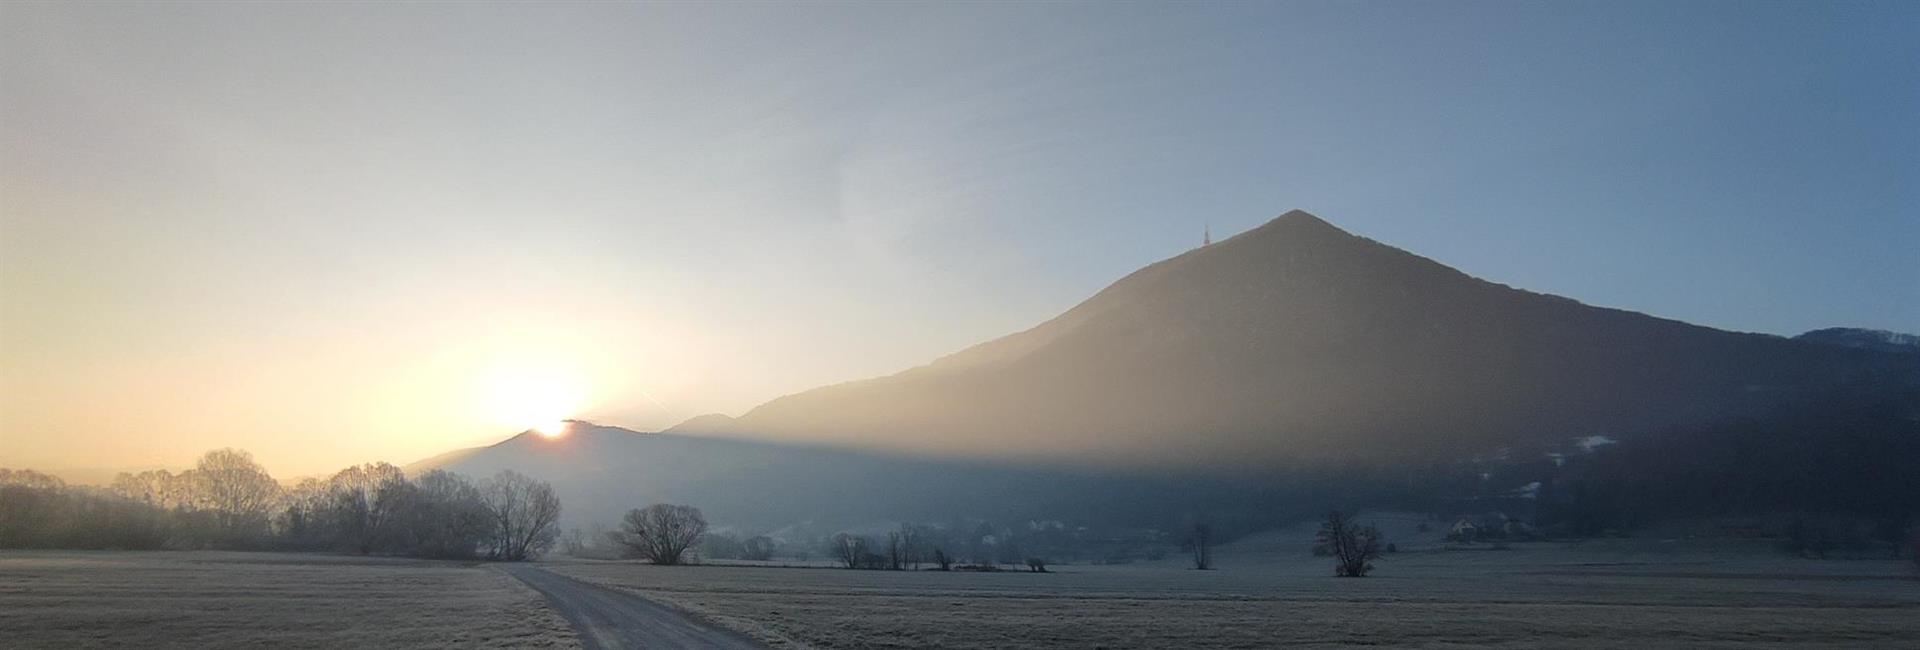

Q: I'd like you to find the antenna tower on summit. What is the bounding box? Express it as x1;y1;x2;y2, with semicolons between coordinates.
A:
1204;224;1211;247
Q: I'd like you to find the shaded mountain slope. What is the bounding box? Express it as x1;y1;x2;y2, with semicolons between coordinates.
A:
714;211;1916;470
408;421;1266;530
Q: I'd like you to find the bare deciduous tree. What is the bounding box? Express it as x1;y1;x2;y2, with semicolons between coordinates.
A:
829;532;867;569
327;462;408;554
112;470;187;509
403;470;492;559
931;547;953;571
897;524;928;570
741;535;775;561
1189;522;1214;570
481;470;562;561
0;469;65;490
1317;510;1383;577
276;477;331;548
886;530;906;570
615;503;707;565
192;449;283;538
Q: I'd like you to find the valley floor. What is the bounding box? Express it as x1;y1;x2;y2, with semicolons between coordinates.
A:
542;536;1920;649
3;538;1914;649
0;550;578;649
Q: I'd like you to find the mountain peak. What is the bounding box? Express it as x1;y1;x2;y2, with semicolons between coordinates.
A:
1270;208;1339;231
1275;208;1326;225
1212;209;1354;249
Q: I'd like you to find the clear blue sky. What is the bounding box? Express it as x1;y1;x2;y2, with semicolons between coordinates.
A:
3;1;1915;472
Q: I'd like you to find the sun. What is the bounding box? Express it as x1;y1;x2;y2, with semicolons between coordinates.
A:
483;365;586;437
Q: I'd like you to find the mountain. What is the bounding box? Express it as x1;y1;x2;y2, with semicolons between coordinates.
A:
700;210;1917;471
413;211;1917;531
408;421;1266;530
1795;328;1920;355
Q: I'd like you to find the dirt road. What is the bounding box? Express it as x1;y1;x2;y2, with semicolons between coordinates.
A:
500;564;764;650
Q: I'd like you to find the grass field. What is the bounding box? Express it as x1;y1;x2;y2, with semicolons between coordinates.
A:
544;523;1920;649
4;527;1915;649
0;551;578;649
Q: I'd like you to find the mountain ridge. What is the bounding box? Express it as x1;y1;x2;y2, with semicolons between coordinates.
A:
699;210;1914;469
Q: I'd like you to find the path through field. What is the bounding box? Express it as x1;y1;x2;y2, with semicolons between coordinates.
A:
500;564;764;650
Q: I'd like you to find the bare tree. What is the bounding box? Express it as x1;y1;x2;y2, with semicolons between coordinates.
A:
112;470;187;509
0;469;65;490
829;532;867;569
403;470;492;559
327;463;408;554
481;470;562;561
931;547;953;571
1189;522;1214;570
897;524;928;570
276;477;331;548
615;503;707;565
191;449;283;539
741;535;775;561
886;530;906;570
1317;510;1383;577
1025;557;1049;572
1;471;171;550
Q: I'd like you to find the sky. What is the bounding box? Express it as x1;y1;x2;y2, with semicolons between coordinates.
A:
3;1;1915;478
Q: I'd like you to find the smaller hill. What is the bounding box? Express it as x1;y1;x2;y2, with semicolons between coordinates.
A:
1795;328;1920;355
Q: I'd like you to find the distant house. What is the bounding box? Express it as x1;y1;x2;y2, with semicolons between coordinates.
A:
1448;518;1478;541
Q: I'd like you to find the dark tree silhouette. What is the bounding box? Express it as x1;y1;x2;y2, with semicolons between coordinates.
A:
328;463;408;554
616;503;708;565
829;532;867;569
886;530;907;570
1189;523;1214;570
1317;510;1382;577
482;470;562;561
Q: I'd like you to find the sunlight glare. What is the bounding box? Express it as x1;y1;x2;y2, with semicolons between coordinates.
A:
483;363;586;436
535;420;570;438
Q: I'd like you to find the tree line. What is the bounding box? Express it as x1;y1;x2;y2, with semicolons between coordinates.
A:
1533;386;1919;555
0;449;562;560
584;504;1386;579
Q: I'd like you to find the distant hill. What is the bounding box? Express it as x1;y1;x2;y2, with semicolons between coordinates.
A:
703;211;1916;470
407;421;1261;530
1795;328;1920;355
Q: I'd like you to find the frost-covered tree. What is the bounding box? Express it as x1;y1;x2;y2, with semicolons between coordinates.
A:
616;503;707;565
1317;510;1383;577
481;470;562;561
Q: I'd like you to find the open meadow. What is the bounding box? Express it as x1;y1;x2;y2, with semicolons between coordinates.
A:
1;527;1915;649
544;525;1920;649
0;551;578;649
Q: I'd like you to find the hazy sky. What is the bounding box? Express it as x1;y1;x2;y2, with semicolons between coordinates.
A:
3;1;1915;477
